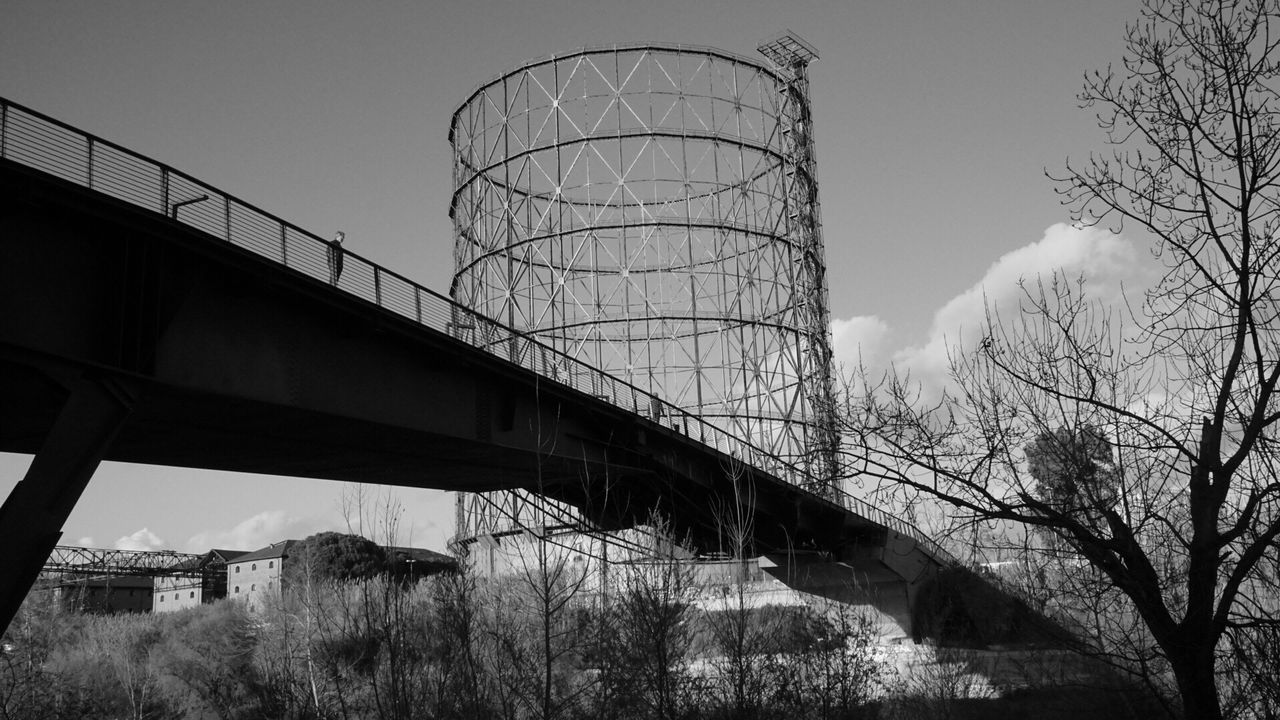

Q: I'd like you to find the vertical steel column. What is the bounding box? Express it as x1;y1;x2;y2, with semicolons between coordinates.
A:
758;32;839;497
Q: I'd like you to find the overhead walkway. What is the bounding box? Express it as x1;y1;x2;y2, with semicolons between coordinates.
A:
0;98;1058;646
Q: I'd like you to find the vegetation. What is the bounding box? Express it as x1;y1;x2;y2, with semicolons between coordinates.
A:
848;1;1280;717
4;545;1179;719
0;545;899;720
286;532;389;583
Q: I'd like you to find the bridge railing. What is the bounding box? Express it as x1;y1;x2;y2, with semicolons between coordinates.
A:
0;97;956;568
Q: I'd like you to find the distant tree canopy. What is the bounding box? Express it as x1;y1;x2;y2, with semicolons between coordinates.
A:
1025;426;1118;512
287;532;386;583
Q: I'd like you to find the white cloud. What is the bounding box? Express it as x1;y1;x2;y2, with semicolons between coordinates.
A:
185;510;331;552
115;528;165;551
890;223;1153;389
831;315;891;373
74;536;96;548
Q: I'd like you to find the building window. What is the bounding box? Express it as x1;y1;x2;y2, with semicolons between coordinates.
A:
234;586;240;594
190;591;195;599
269;561;274;569
235;566;240;573
252;563;257;571
251;584;256;591
159;595;164;602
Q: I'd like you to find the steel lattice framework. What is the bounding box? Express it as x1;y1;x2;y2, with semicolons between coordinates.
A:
450;36;839;539
40;546;202;577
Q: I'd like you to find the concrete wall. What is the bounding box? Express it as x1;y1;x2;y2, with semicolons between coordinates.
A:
55;577;153;614
153;575;204;613
228;558;284;612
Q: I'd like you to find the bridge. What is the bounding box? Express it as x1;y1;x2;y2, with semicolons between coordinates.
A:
40;545;201;579
0;98;1051;644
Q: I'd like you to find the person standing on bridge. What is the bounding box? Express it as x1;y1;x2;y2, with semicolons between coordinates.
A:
328;231;345;284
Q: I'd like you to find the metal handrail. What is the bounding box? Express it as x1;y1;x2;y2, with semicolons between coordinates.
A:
0;96;956;568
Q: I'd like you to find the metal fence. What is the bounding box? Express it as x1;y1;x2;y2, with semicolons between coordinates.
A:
0;96;956;568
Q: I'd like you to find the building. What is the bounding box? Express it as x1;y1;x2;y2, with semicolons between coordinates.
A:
153;549;247;613
226;538;457;612
52;575;153;614
227;540;294;612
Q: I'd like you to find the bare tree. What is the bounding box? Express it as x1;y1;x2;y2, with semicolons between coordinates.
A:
701;463;782;719
479;528;594;720
340;486;424;720
151;601;268;718
847;2;1280;718
0;591;70;719
1223;621;1280;718
608;515;699;720
879;646;994;720
774;599;883;719
424;567;493;719
97;614;163;720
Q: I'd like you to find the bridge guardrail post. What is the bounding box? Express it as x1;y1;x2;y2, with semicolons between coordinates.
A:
161;167;170;217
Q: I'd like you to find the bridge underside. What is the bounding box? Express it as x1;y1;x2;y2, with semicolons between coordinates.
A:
0;347;609;493
0;160;914;631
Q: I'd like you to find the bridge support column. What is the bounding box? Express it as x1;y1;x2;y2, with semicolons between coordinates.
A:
762;553;920;642
0;374;134;634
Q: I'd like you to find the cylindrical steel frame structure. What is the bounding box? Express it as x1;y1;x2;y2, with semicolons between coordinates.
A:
450;40;838;540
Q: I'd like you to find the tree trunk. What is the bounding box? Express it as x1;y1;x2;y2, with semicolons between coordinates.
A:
1170;643;1222;720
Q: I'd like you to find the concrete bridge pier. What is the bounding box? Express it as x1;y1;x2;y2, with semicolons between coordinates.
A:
766;527;1073;651
0;370;135;631
762;529;941;642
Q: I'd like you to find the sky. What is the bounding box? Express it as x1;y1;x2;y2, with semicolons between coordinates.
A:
0;0;1154;555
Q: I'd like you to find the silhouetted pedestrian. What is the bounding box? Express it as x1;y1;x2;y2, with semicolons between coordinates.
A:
328;231;345;284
